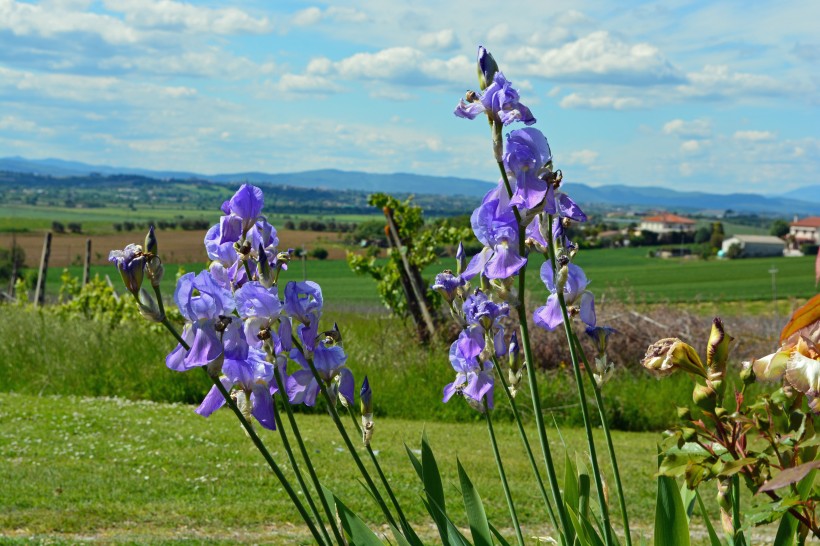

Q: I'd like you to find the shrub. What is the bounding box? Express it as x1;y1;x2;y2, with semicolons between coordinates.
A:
310;247;329;260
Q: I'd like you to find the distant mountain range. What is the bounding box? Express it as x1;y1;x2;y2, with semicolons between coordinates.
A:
2;156;818;216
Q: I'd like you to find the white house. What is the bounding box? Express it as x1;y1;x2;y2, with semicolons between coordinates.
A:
721;235;785;258
789;216;820;244
639;213;696;234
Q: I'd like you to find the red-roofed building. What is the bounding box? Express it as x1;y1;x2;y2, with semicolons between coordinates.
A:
639;213;697;234
790;216;820;244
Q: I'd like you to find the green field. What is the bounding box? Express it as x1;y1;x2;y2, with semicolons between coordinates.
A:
32;246;818;308
0;203;381;234
2;391;767;545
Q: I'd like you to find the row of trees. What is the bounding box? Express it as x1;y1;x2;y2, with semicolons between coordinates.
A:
112;219;210;232
51;221;83;234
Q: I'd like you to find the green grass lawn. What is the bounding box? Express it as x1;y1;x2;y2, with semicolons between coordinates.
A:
0;392;670;544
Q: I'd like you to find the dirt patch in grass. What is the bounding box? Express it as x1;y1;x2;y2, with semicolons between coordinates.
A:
1;229;349;268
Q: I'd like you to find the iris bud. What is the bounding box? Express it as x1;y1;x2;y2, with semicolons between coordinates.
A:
360;376;374;446
144;226;158;255
477;46;499;91
456;242;466;275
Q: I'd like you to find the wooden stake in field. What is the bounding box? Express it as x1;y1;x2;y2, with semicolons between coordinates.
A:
7;232;17;298
34;231;52;306
83;238;92;286
383;207;437;342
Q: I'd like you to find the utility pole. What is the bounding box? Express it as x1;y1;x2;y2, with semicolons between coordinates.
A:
769;265;779;321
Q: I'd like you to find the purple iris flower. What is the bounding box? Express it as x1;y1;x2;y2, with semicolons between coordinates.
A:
463;289;509;329
221;184;265;235
165;270;237;372
556;192;587;223
586;326;617;356
533;262;596;331
462;198;527;280
504;128;555;210
195;347;277;430
443;338;494;410
108;244;145;295
454;71;535;127
284;281;323;325
235;281;283;349
287;335;353;407
431;271;466;302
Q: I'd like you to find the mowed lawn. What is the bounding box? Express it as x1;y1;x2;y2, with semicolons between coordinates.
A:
0;393;786;545
35;247;819;308
0;392;653;543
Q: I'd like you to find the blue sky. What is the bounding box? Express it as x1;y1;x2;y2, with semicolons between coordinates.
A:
0;0;818;194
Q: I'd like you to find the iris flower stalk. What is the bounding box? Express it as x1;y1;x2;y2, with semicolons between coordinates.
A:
544;215;616;546
569;331;632;546
159;322;327;545
456;44;631;545
292;335;402;533
453;95;575;540
269;363;345;546
343;387;420;543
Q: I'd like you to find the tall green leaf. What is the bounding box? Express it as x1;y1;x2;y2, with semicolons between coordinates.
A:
421;432;449;543
457;459;493;546
695;489;725;546
331;490;386;546
655;448;691;546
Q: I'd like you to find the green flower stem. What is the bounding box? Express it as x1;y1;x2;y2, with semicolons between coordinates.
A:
496;161;572;545
569;333;632;546
545;233;613;546
485;401;526;546
345;405;417;540
151;284;166;319
492;355;558;531
161;317;187;347
555;293;613;546
303;355;400;532
271;368;340;546
731;475;745;546
158;319;326;545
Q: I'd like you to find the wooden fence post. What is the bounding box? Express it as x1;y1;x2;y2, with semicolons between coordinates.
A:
83;238;92;286
34;231;52;306
7;232;17;298
383;208;438;341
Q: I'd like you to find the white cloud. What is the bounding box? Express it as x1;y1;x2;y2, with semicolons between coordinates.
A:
508;31;683;85
272;73;342;95
332;47;471;86
418;29;458;52
103;0;272;34
292;6;367;26
559;93;643;110
0;65;196;104
563;149;598;165
662;118;712;139
733;130;776;141
98;50;275;79
306;57;333;75
0;115;55;135
680;140;703;153
0;0;139;44
680;65;786;98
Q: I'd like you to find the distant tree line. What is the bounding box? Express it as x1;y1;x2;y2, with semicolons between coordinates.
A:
112;218;211;232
